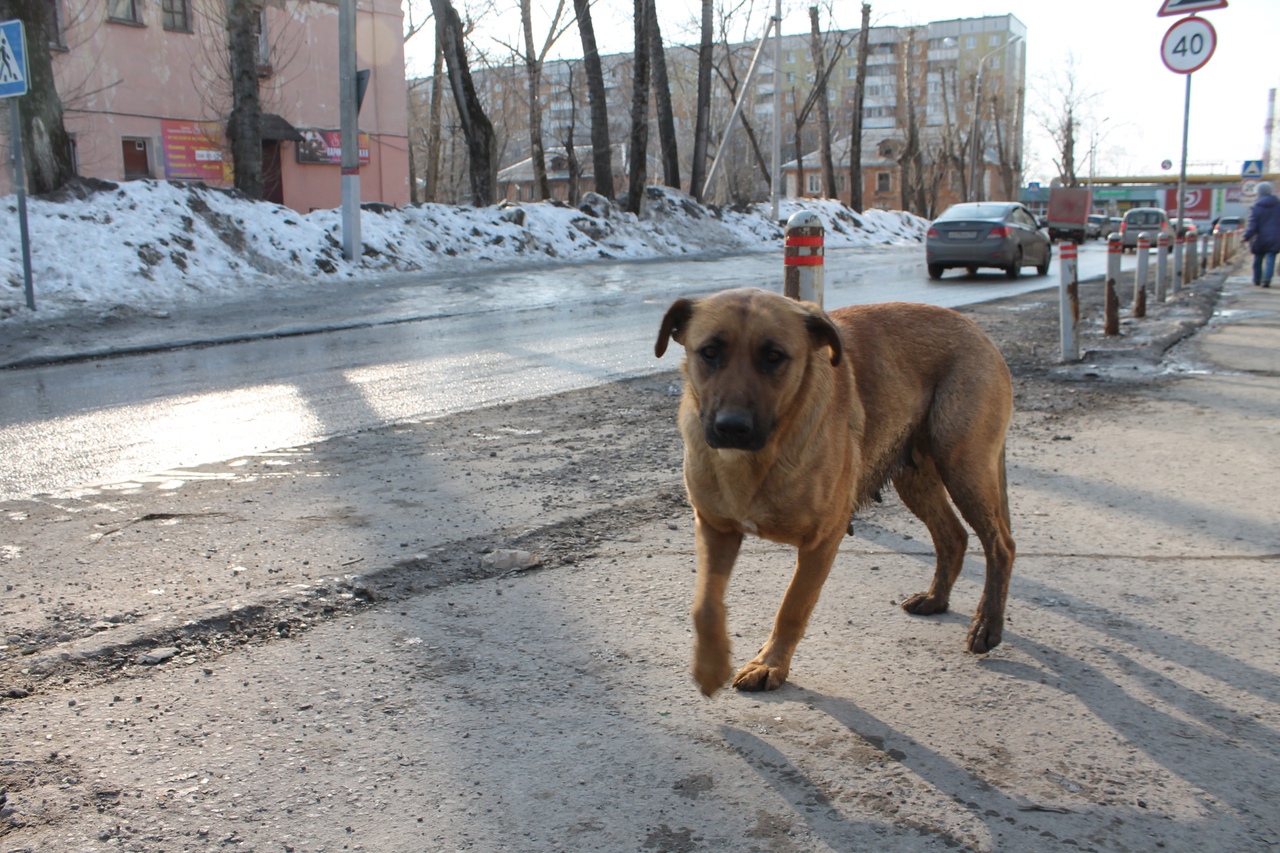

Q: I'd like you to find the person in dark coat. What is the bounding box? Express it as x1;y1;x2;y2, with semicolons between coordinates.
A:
1244;180;1280;287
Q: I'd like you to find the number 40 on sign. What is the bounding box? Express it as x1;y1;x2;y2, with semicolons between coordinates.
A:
1161;15;1217;74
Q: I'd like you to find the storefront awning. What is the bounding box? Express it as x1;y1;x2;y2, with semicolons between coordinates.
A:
261;113;304;142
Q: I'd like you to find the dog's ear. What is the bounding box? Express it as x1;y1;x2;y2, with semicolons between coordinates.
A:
655;298;696;358
804;308;843;366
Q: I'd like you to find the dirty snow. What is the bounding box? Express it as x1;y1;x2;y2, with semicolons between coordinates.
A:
1;181;926;321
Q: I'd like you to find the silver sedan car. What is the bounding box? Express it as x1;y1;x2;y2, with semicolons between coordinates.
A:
926;202;1052;280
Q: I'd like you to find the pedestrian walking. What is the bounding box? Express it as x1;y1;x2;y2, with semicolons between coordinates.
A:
1244;180;1280;288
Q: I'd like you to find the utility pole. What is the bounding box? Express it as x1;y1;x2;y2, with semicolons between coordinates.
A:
769;0;781;221
339;0;361;260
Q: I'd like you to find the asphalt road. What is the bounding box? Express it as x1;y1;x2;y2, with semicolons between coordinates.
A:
0;242;1135;501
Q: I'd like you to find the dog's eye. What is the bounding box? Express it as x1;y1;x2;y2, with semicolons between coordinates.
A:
763;347;788;365
699;345;719;362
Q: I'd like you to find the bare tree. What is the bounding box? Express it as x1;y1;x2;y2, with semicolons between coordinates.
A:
572;0;615;199
688;0;714;200
895;27;926;214
709;21;770;190
1033;53;1094;189
645;0;679;189
807;7;836;198
431;0;499;205
550;61;584;204
0;0;76;193
225;0;264;198
425;29;447;200
848;2;870;211
788;24;848;198
507;0;570;199
624;0;652;214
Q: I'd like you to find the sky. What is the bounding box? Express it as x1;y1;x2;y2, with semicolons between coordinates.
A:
0;180;925;322
401;0;1280;184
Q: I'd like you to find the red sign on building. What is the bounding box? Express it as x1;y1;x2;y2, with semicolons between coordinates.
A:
1165;187;1212;218
296;129;371;165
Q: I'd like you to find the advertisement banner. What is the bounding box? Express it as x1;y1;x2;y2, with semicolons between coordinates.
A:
1165;187;1212;219
296;129;371;165
161;119;229;183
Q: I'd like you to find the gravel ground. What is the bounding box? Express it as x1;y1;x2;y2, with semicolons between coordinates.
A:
4;264;1280;852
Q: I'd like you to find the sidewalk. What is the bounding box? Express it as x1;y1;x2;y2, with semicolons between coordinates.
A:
1;261;1278;851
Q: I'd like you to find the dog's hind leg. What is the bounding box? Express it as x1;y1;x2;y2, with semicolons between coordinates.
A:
733;529;844;692
894;454;970;617
939;443;1016;654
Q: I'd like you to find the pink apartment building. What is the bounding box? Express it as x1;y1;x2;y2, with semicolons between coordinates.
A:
3;0;409;212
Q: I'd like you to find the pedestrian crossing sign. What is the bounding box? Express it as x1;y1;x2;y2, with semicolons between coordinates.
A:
1242;160;1264;179
0;19;28;99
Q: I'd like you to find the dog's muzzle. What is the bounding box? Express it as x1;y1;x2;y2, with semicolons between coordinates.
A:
705;408;770;451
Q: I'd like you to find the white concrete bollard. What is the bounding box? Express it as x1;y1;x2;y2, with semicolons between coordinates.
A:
1156;232;1170;303
1059;242;1079;362
1134;232;1150;318
784;210;824;307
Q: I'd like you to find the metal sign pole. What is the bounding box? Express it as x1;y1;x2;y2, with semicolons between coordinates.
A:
1174;72;1191;294
6;96;34;314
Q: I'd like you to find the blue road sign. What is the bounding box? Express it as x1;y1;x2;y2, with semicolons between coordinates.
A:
0;19;28;98
1242;160;1264;179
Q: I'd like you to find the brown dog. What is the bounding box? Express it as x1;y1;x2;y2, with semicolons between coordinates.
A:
655;288;1015;696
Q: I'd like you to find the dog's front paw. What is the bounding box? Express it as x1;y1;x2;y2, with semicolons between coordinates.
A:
692;639;733;697
901;591;949;616
732;661;788;692
966;616;1004;654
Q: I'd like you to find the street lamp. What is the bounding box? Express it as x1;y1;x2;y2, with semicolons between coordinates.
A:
968;34;1022;202
1086;117;1110;206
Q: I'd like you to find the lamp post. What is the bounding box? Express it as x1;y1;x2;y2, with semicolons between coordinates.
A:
1086;117;1110;212
968;34;1022;202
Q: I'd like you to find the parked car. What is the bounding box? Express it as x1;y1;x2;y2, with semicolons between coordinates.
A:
925;202;1052;280
1171;217;1197;237
1108;217;1124;239
1119;207;1171;251
1086;214;1108;240
1212;215;1243;235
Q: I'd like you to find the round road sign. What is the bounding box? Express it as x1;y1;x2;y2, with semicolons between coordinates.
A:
1161;16;1216;74
1161;159;1173;170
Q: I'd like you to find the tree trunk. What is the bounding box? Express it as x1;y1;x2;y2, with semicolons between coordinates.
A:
430;0;497;206
792;89;807;197
226;0;264;199
424;28;445;202
848;3;870;211
573;0;614;200
688;0;713;200
645;0;678;189
0;0;75;194
520;0;550;199
624;0;651;214
808;7;835;198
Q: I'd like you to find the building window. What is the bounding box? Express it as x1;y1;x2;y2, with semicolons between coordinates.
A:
846;66;857;79
162;0;190;31
877;171;891;193
989;34;1001;46
964;35;977;49
47;0;67;48
255;9;271;74
786;50;795;64
107;0;140;24
990;57;1001;71
785;71;795;83
807;174;821;194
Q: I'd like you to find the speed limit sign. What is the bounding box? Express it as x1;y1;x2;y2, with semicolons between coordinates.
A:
1161;16;1216;74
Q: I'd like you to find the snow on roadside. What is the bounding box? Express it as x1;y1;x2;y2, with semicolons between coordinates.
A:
1;180;927;322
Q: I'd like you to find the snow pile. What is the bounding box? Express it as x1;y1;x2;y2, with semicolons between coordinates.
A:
1;180;927;321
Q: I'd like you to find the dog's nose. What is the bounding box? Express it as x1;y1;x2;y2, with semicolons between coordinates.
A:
712;410;754;443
